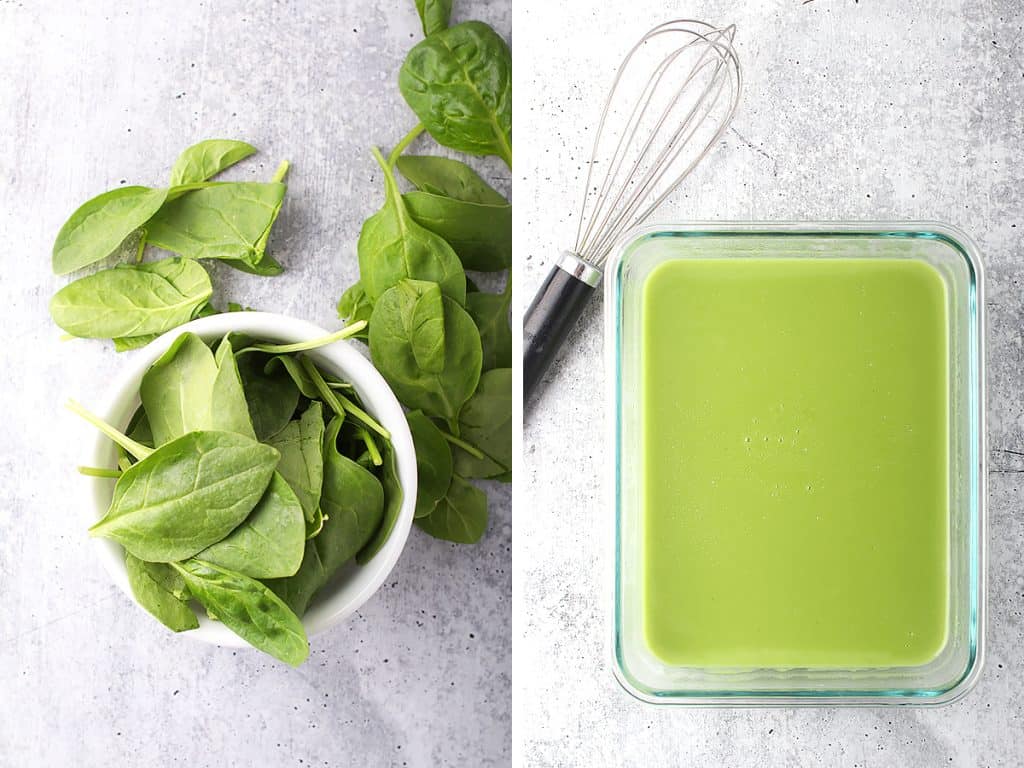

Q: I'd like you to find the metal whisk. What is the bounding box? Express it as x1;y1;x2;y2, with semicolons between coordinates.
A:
524;20;742;402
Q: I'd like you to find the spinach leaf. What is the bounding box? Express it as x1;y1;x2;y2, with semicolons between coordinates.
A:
125;554;198;632
380;279;445;373
113;334;158;352
140;332;219;446
52;186;169;275
356;436;404;564
406;410;453;519
369;290;482;421
89;430;279;562
415;474;488;543
403;190;511;271
358;148;466;305
316;415;385;572
169;139;256;185
336;282;373;336
265;540;325;618
211;335;258;440
236;350;301;440
172;559;308;667
146;182;287;274
451;367;512;478
414;0;451;36
265;355;319;399
399;22;512;166
465;288;512;370
199;472;305;578
395;155;507;205
50;257;212;339
267;401;325;531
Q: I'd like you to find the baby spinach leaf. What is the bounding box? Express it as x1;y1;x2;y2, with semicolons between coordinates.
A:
236;351;301;440
403;191;511;271
316;415;385;572
358;148;466;305
113;334;158;352
265;355;320;399
125;554;198;632
172;559;309;667
399;22;512;166
199;472;305;578
356;436;403;564
369;291;482;421
414;0;451;36
267;401;325;530
336;282;373;336
211;335;258;440
406;410;453;519
379;279;445;373
145;182;286;273
140;332;219;446
169;139;256;186
395;155;507;205
89;430;279;562
50;257;212;339
466;288;512;371
415;474;488;543
451;367;512;478
52;186;169;275
265;540;325;618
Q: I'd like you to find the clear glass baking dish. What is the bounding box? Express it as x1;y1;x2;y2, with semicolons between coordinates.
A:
606;222;986;705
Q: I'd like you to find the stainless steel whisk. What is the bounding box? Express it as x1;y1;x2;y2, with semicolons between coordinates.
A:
524;20;742;402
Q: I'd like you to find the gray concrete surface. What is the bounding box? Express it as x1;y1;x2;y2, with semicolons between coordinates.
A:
520;0;1023;766
0;2;510;766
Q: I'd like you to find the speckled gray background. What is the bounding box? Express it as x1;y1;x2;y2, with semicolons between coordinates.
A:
0;1;510;766
520;0;1023;766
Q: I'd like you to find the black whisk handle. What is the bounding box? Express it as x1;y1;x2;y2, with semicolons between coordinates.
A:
524;253;602;402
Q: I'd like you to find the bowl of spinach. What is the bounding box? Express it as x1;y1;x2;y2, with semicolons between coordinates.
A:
74;311;417;665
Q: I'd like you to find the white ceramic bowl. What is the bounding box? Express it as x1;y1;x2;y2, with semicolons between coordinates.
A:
85;312;417;647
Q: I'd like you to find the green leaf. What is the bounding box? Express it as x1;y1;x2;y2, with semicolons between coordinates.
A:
113;334;158;352
172;559;309;666
395;155;507;205
415;474;487;543
465;289;512;371
265;540;325;618
267;401;325;530
140;332;219;447
451;367;512;478
356;436;404;564
146;182;287;273
169;139;256;185
403;191;511;272
236;350;301;441
265;354;320;399
406;410;453;519
369;291;482;421
399;22;512;166
199;472;306;578
358;148;466;305
50;257;212;339
336;282;373;336
89;431;279;562
211;335;258;440
414;0;451;35
52;186;169;275
125;554;198;632
316;415;386;572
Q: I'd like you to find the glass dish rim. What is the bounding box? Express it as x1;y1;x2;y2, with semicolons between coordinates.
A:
604;221;988;706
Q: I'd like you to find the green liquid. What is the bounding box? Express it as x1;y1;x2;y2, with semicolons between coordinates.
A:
641;258;949;668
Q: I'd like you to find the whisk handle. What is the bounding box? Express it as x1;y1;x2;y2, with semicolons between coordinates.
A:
524;253;602;402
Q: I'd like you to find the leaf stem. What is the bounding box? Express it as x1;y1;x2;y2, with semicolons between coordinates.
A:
66;399;153;460
440;430;486;459
271;160;291;183
78;466;122;479
238;322;367;355
387;124;425;167
358;427;383;466
299;356;391;440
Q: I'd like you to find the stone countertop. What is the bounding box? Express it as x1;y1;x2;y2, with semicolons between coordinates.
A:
519;0;1023;765
0;1;510;766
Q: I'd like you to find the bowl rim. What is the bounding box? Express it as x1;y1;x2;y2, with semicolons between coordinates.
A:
84;311;418;649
